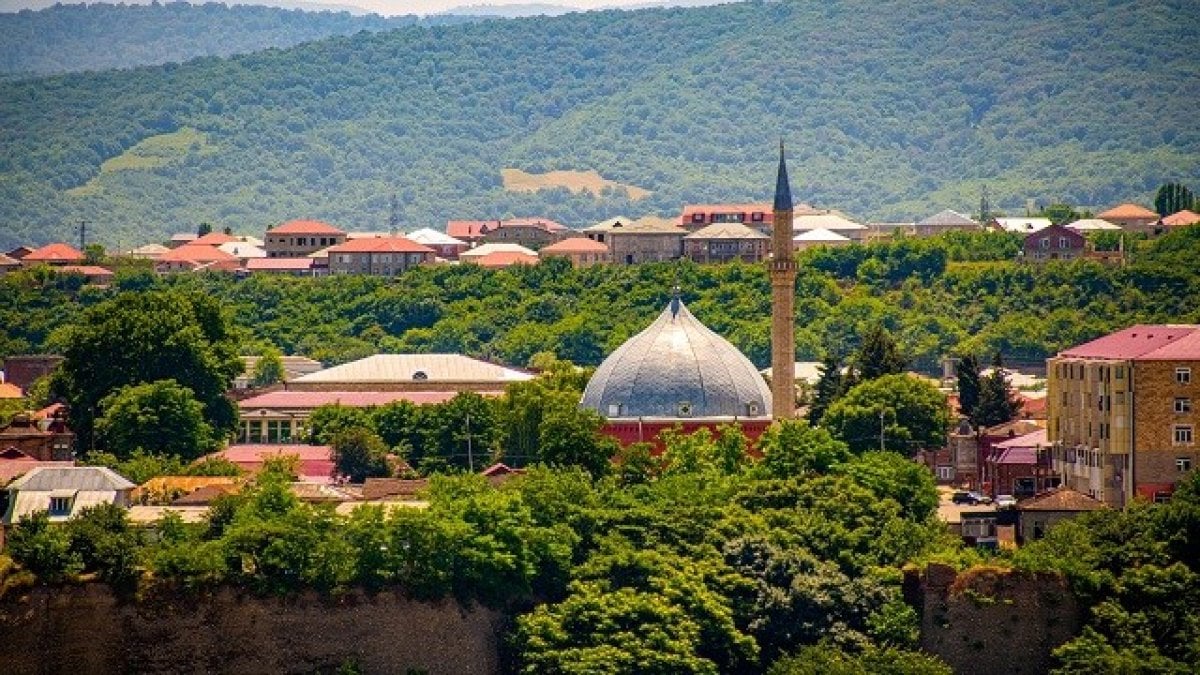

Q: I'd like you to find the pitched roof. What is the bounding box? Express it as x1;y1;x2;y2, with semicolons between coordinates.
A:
23;243;85;263
170;483;241;505
218;242;267;259
0;253;21;267
792;212;867;232
206;444;334;483
982;419;1044;438
995;217;1053;233
327;236;434;254
362;477;429;501
1017;487;1106;512
169;233;198;243
1065;218;1122;231
158;244;237;263
541;237;610;253
245;257;314;271
6;466;135;492
446;220;499;238
501;217;567;232
127;243;170;258
407;228;467;246
0;459;72;485
193;232;239;246
472;251;540;268
679;203;773;223
1058;325;1200;360
793;228;850;242
584;216;687;234
1097;203;1157;220
684;222;769;240
917;209;978;227
238;390;479;410
1163;209;1200;227
267;219;345;235
458;242;538;258
57;265;114;277
0;382;23;398
995;428;1047;449
293;354;533;385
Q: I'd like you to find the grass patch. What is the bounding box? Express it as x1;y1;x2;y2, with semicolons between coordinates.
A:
501;167;651;200
66;127;208;196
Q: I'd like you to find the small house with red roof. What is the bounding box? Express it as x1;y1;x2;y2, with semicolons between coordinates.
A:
265;220;347;258
244;257;319;276
679;203;774;233
21;243;85;267
326;236;434;276
448;218;567;250
155;244;240;274
56;265;115;284
540;236;610;266
1016;487;1104;542
203;444;336;484
1162;209;1200;229
1097;203;1160;234
1020;224;1086;263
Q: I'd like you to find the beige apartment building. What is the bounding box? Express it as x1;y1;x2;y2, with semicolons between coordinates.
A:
325;237;434;276
584;216;686;264
264;220;347;258
1047;325;1200;507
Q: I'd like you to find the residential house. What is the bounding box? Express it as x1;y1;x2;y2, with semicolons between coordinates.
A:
326;237;434;276
984;429;1057;499
134;476;242;505
978;419;1045;493
192;232;240;247
583;217;686;264
539;237;610;266
264;220;347;258
2;355;62;391
155;244;240;273
2;466;134;525
480;218;568;249
167;233;198;249
678;203;774;233
0;447;72;486
0;412;74;461
865;222;916;240
1162;209;1200;229
1097;203;1160;235
1021;224;1086;262
682;223;769;263
446;220;497;245
0;254;22;275
218;241;267;262
995;217;1053;234
286;354;532;393
792;212;868;242
959;510;1000;548
0;381;21;399
792;228;851;250
5;246;34;260
1047;325;1200;506
244;257;319;276
236;390;477;444
126;243;170;260
913;210;980;237
1016;487;1105;542
202;444;335;484
1065;218;1121;233
407;228;469;260
21;243;86;267
362;477;429;501
56;265;115;284
469;250;540;268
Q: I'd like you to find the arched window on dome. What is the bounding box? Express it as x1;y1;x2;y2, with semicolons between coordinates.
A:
607;403;623;417
746;402;761;416
412;371;429;381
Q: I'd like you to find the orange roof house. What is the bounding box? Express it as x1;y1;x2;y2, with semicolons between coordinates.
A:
22;243;85;265
0;382;23;399
326;237;435;254
540;237;610;266
155;244;240;273
1162;209;1200;228
192;232;240;246
473;251;539;268
1097;203;1160;233
267;219;346;236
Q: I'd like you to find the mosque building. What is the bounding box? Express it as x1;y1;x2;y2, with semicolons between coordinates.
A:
580;143;797;446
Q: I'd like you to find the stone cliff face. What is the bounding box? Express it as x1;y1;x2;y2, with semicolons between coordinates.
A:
906;564;1082;675
0;584;506;675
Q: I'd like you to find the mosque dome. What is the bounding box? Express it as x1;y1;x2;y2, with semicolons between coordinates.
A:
581;296;772;419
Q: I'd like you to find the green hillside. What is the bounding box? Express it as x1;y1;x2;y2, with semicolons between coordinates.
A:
2;0;1198;248
0;3;469;77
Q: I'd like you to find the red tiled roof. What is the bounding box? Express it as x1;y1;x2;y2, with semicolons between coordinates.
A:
327;237;435;254
472;251;539;268
0;382;23;399
541;237;608;254
680;203;772;223
158;244;238;263
1097;203;1158;220
995;428;1047;449
501;217;567;232
23;243;85;263
1135;329;1200;361
57;265;114;277
192;232;239;246
238;390;483;410
1059;325;1200;360
447;220;499;238
1017;487;1106;512
480;462;524;477
245;257;315;271
268;219;345;236
205;444;334;483
1163;209;1200;227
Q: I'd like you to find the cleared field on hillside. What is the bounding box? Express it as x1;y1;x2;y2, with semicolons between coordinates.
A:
501;168;651;200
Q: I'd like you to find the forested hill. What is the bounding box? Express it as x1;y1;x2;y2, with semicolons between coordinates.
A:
0;3;470;77
2;0;1198;248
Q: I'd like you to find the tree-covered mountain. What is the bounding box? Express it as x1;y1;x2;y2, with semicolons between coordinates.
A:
0;3;471;77
2;0;1198;248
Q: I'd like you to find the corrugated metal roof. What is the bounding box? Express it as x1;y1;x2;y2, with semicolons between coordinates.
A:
7;466;135;492
238;390;482;410
1018;488;1106;512
995;429;1047;449
917;209;978;227
1058;325;1200;360
683;222;769;240
293;354;532;385
793;212;867;231
458;243;537;258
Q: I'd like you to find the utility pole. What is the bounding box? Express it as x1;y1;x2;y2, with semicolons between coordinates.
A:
77;220;88;251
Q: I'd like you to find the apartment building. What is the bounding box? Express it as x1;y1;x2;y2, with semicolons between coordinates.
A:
264;220;347;258
326;237;434;276
1047;325;1200;506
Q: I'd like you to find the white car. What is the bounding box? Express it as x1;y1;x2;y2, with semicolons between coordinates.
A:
996;494;1017;508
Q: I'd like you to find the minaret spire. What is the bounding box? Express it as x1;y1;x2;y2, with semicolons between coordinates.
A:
769;141;797;420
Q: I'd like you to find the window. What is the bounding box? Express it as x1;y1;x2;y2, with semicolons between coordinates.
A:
607;403;622;417
936;466;954;481
751;212;764;222
692;213;704;223
1059;237;1069;248
677;402;693;417
48;496;71;515
746;402;760;416
1177;457;1193;472
1176;398;1192;414
1178;368;1192;385
1116;367;1124;379
1175;425;1194;445
412;371;428;381
1039;237;1050;248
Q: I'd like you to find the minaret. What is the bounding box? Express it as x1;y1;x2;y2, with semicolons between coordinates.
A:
770;141;796;420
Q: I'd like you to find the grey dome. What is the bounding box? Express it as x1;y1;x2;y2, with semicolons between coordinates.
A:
582;297;772;419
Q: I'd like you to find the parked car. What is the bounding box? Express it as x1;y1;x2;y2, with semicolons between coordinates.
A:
969;491;994;505
995;494;1017;508
951;490;993;505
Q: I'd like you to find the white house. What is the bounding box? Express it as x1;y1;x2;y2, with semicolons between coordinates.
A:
3;466;135;524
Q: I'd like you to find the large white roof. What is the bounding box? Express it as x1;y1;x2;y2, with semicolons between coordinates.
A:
995;217;1052;233
793;228;851;242
459;243;538;258
1065;218;1122;231
408;228;467;246
292;354;533;384
793;212;866;231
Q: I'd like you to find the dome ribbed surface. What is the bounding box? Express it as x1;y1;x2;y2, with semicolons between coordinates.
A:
581;298;772;418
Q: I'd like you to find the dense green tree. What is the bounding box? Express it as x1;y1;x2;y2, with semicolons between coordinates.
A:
331;427;392;483
536;397;616;478
94;379;218;461
972;352;1022;429
955;354;982;420
5;511;81;582
808;350;846;426
305;404;373;445
835;451;939;520
758;419;851;478
251;347;286;387
823;374;950;454
852;324;907;383
769;643;951;675
1154;182;1195;217
50;290;241;450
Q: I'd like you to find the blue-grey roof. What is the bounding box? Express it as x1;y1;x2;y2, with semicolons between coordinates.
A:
6;466;135;492
581;298;772;419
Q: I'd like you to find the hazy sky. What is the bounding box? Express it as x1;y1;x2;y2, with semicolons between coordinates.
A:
0;0;710;16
